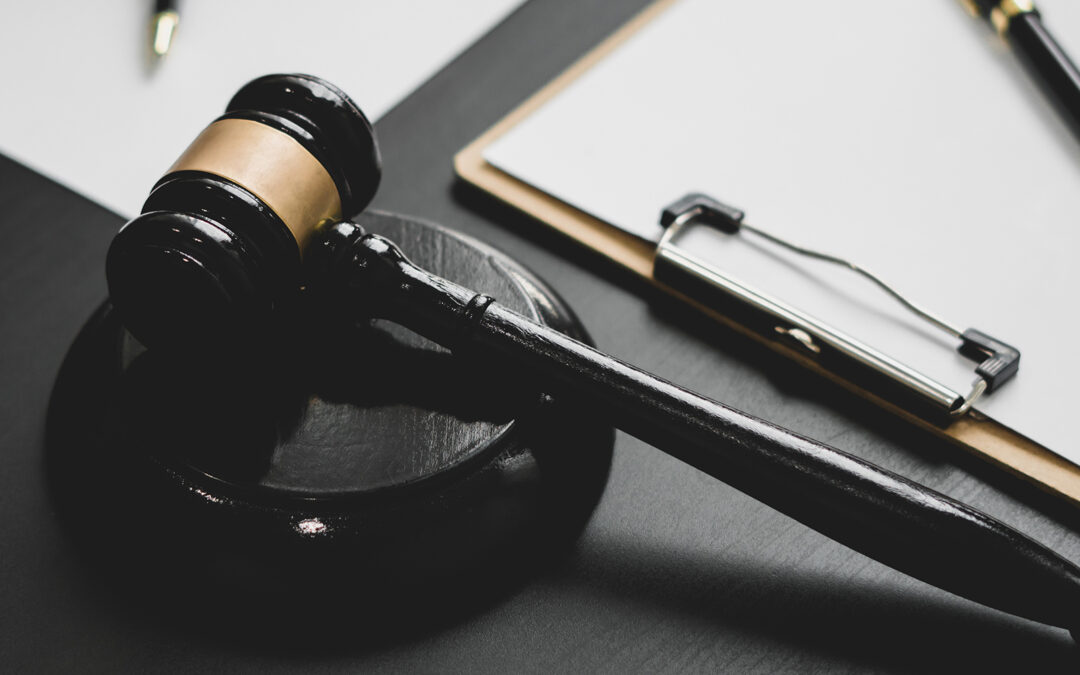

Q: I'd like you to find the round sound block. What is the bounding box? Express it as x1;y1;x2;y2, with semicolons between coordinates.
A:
46;211;614;631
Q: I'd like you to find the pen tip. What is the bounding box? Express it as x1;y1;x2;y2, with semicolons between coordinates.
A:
151;10;179;58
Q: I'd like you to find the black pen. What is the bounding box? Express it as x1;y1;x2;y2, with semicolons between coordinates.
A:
962;0;1080;140
150;0;180;59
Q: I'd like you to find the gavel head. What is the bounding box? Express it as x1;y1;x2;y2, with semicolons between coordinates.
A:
105;74;381;351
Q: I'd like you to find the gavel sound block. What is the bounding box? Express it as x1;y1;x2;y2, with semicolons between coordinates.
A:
47;74;1080;639
46;210;614;611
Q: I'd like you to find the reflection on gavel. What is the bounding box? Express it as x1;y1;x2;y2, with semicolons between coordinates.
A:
106;74;1080;639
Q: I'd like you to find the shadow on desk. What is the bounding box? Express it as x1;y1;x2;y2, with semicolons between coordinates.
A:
566;533;1078;673
33;508;1080;671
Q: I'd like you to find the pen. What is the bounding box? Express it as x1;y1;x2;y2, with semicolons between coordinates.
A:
962;0;1080;140
150;0;180;59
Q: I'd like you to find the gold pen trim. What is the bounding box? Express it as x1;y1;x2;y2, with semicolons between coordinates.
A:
151;10;179;58
957;0;980;18
990;0;1036;35
166;118;343;253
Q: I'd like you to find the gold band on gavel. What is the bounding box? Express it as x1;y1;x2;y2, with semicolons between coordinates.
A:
166;118;342;253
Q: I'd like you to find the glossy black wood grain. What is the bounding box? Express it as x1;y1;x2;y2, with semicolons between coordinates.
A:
313;220;1080;636
48;211;614;628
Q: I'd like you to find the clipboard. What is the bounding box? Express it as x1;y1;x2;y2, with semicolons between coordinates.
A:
454;0;1080;505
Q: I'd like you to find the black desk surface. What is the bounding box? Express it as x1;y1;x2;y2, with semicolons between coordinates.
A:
3;0;1080;671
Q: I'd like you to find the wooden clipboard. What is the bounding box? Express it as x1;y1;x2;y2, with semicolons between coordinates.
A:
454;0;1080;506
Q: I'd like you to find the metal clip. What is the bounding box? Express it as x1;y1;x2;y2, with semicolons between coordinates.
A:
654;193;1020;421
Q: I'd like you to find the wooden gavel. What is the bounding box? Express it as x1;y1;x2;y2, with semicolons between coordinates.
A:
105;74;1080;638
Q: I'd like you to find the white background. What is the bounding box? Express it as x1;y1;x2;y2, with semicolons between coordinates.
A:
0;0;523;217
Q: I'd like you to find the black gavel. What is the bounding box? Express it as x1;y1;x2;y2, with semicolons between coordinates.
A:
105;74;1080;638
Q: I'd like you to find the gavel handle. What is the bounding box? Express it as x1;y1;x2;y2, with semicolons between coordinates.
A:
329;228;1080;636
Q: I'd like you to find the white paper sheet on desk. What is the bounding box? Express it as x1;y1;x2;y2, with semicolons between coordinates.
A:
484;0;1080;463
0;0;523;218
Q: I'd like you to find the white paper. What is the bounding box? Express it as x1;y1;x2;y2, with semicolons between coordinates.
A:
0;0;523;217
485;0;1080;462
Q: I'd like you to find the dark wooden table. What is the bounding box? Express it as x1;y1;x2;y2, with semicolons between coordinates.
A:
2;0;1079;671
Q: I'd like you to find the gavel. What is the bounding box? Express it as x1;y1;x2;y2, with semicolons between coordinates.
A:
105;74;1080;638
